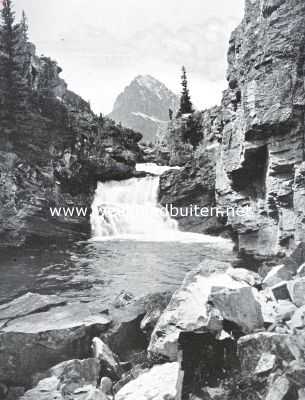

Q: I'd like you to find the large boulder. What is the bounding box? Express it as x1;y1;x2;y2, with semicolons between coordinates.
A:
0;297;111;386
115;362;180;400
0;293;66;322
208;286;264;333
237;332;293;376
104;292;172;362
262;265;294;289
148;260;249;361
20;358;106;400
287;278;305;307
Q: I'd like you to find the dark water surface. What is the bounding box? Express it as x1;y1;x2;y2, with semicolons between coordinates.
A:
0;238;235;306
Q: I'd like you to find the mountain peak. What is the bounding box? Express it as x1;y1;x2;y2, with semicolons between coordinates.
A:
108;75;179;143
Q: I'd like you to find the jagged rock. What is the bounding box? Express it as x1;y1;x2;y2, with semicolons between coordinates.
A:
287;278;305;307
290;305;305;329
0;300;111;386
177;331;238;398
148;260;248;360
263;265;294;289
286;331;305;363
104;292;172;362
254;353;276;375
209;286;264;333
0;292;66;321
115;362;179;400
91;337;121;380
226;267;262;287
286;361;305;388
158;137;225;235
237;332;293;375
140;291;172;339
20;358;106;400
265;375;291;400
271;282;291;301
287;243;305;270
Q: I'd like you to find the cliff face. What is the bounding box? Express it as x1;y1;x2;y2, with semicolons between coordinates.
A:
160;0;305;263
216;0;305;261
0;43;142;247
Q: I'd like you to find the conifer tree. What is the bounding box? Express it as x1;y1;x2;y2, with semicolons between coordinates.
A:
178;66;193;116
0;0;29;125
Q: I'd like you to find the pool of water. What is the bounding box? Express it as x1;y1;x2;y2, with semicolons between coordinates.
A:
0;238;235;306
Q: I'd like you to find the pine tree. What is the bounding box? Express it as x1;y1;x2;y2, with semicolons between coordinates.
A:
178;66;193;116
0;0;29;126
20;10;28;43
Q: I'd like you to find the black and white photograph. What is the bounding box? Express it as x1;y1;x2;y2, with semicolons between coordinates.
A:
0;0;305;399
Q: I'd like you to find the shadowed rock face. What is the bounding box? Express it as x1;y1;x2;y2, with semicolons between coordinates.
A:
216;0;305;260
0;44;142;247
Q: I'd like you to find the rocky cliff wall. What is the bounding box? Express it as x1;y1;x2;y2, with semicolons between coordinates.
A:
216;0;305;261
0;42;142;247
160;0;305;264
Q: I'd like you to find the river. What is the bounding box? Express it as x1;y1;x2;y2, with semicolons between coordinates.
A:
0;164;235;305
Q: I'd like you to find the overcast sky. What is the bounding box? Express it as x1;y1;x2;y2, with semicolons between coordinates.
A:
14;0;244;114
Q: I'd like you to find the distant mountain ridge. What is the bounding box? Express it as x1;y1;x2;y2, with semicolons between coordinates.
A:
108;75;180;143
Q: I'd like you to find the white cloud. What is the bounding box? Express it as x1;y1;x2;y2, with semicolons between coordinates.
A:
13;0;244;113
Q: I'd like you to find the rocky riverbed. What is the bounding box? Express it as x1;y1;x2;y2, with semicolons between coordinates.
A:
2;243;305;399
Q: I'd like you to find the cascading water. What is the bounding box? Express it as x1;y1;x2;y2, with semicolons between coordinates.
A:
90;163;233;245
90;163;178;240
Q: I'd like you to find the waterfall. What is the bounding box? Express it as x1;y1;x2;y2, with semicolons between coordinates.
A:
90;164;178;240
90;163;233;245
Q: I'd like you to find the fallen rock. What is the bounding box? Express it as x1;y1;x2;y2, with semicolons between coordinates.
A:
263;265;294;289
287;278;305;307
265;375;291;400
209;286;264;333
116;362;179;400
0;301;111;386
257;291;297;325
20;358;106;400
286;361;305;388
0;293;66;321
254;353;276;375
227;267;262;287
148;260;247;360
287;243;305;272
237;333;293;375
271;282;291;301
290;305;305;330
91;337;121;380
140;292;172;339
286;331;305;363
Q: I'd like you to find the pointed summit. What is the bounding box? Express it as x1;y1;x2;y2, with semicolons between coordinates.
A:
108;75;179;143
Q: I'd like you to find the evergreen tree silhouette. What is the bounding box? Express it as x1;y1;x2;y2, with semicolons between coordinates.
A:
0;0;29;127
178;66;193;116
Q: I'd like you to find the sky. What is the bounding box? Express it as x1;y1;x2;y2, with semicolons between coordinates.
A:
13;0;245;114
